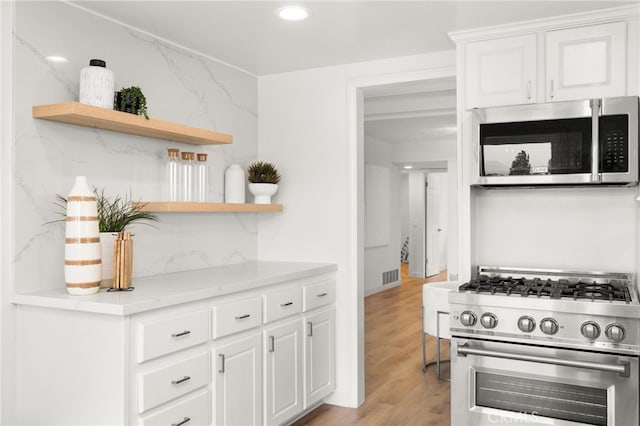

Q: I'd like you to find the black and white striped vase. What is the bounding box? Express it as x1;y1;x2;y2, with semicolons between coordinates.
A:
64;176;101;295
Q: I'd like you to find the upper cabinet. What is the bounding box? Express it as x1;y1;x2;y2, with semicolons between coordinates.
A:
455;6;638;109
465;34;537;108
545;22;627;102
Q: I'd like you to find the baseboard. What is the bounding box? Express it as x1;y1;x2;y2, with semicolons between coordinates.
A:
324;388;360;408
364;280;400;297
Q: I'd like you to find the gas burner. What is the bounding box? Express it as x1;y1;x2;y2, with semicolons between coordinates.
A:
459;275;633;303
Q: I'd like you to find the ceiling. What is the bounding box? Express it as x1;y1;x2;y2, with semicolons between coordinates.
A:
70;1;635;76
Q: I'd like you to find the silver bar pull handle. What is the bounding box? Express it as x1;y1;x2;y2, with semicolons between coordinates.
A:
590;98;601;183
280;302;293;307
549;79;554;99
526;80;531;100
171;376;191;385
235;314;250;320
172;417;191;426
307;321;313;337
457;344;630;377
218;354;225;373
317;292;328;298
268;335;275;352
171;330;191;338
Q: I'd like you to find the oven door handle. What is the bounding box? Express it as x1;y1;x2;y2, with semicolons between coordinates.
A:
457;344;630;377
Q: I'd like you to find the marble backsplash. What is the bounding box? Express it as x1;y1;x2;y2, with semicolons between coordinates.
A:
14;2;259;293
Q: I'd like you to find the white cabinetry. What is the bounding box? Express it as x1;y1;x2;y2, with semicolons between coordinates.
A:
465;34;537;108
303;308;335;408
213;333;262;426
546;22;627;102
462;19;633;109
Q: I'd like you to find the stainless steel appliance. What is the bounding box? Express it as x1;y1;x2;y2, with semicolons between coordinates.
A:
472;96;639;186
449;266;640;426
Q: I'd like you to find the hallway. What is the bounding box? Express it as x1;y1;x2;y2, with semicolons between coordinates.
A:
294;265;451;425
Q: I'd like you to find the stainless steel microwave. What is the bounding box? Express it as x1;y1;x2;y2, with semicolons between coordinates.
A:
472;96;639;187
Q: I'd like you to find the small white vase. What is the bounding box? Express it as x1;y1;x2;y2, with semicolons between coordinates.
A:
100;232;116;286
224;164;245;203
248;183;278;204
64;176;101;295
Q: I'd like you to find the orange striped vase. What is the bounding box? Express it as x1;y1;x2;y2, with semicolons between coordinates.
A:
64;176;101;295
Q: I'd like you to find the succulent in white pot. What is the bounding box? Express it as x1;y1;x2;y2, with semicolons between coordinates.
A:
247;161;280;204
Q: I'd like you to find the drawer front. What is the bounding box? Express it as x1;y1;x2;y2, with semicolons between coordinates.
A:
138;352;209;414
303;280;334;312
212;296;262;340
137;310;209;363
263;286;302;324
139;389;209;426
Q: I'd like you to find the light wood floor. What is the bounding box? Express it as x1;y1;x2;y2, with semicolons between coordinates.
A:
293;264;451;425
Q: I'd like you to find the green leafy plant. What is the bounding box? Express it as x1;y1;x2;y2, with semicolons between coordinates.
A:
53;188;158;232
247;161;281;184
116;86;149;119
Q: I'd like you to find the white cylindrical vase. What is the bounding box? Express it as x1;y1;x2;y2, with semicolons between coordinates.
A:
79;59;115;109
64;176;101;295
224;164;245;203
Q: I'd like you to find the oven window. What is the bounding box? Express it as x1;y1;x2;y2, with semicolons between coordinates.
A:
476;372;607;426
480;117;591;177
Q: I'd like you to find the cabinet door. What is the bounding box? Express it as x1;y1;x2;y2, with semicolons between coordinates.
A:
303;308;335;409
264;319;303;426
212;333;262;426
465;34;537;108
546;21;627;102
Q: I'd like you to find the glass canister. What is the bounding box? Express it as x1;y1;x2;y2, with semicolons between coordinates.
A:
166;148;180;201
79;59;115;109
180;152;195;201
195;153;208;202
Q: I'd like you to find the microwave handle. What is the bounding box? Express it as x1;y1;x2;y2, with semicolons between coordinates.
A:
590;99;601;183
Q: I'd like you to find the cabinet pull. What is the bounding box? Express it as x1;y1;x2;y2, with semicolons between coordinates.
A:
171;330;191;338
550;79;554;99
171;376;191;385
280;302;293;307
171;417;191;426
526;80;531;100
316;292;328;298
235;314;250;320
218;354;225;373
307;321;313;337
269;335;275;352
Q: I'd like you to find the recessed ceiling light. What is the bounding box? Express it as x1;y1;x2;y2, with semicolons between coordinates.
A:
46;55;68;63
276;5;309;21
404;165;413;170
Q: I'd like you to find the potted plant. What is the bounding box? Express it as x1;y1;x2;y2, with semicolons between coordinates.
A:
114;86;149;119
54;188;157;285
247;161;280;204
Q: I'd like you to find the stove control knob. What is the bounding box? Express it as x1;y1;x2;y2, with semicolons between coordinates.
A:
605;324;625;343
518;316;536;333
581;321;601;340
540;318;559;335
480;313;498;329
460;311;477;327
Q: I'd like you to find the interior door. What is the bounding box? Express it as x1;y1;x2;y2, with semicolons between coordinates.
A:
425;173;441;277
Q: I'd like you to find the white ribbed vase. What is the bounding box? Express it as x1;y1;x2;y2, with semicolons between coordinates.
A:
79;60;115;109
64;176;101;295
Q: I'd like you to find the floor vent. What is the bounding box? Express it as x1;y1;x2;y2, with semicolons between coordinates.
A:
382;269;399;285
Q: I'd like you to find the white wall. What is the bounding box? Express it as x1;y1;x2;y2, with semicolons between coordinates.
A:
257;49;456;407
408;172;426;277
363;136;401;296
400;173;410;259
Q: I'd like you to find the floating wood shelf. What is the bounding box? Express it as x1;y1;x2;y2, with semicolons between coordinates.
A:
133;201;283;213
32;102;233;146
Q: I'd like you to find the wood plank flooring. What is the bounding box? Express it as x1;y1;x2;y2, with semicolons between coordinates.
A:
293;264;451;425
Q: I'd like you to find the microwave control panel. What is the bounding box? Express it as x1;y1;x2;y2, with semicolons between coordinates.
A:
600;115;629;173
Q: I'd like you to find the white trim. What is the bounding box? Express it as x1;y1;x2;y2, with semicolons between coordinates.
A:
449;4;639;43
346;65;456;404
364;281;401;297
61;1;257;78
1;1;16;424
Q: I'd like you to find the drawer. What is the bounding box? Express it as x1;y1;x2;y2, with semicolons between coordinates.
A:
303;280;335;312
137;310;209;363
138;352;209;414
212;296;262;340
139;389;209;426
263;286;302;323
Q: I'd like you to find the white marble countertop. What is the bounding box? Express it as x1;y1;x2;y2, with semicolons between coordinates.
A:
11;261;337;316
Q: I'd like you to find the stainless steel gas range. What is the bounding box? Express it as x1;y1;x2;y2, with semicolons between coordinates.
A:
449;266;640;426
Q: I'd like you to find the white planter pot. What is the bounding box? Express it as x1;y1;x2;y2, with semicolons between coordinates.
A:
248;183;278;204
100;232;117;286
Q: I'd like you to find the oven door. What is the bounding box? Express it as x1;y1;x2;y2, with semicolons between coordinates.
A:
451;337;638;426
